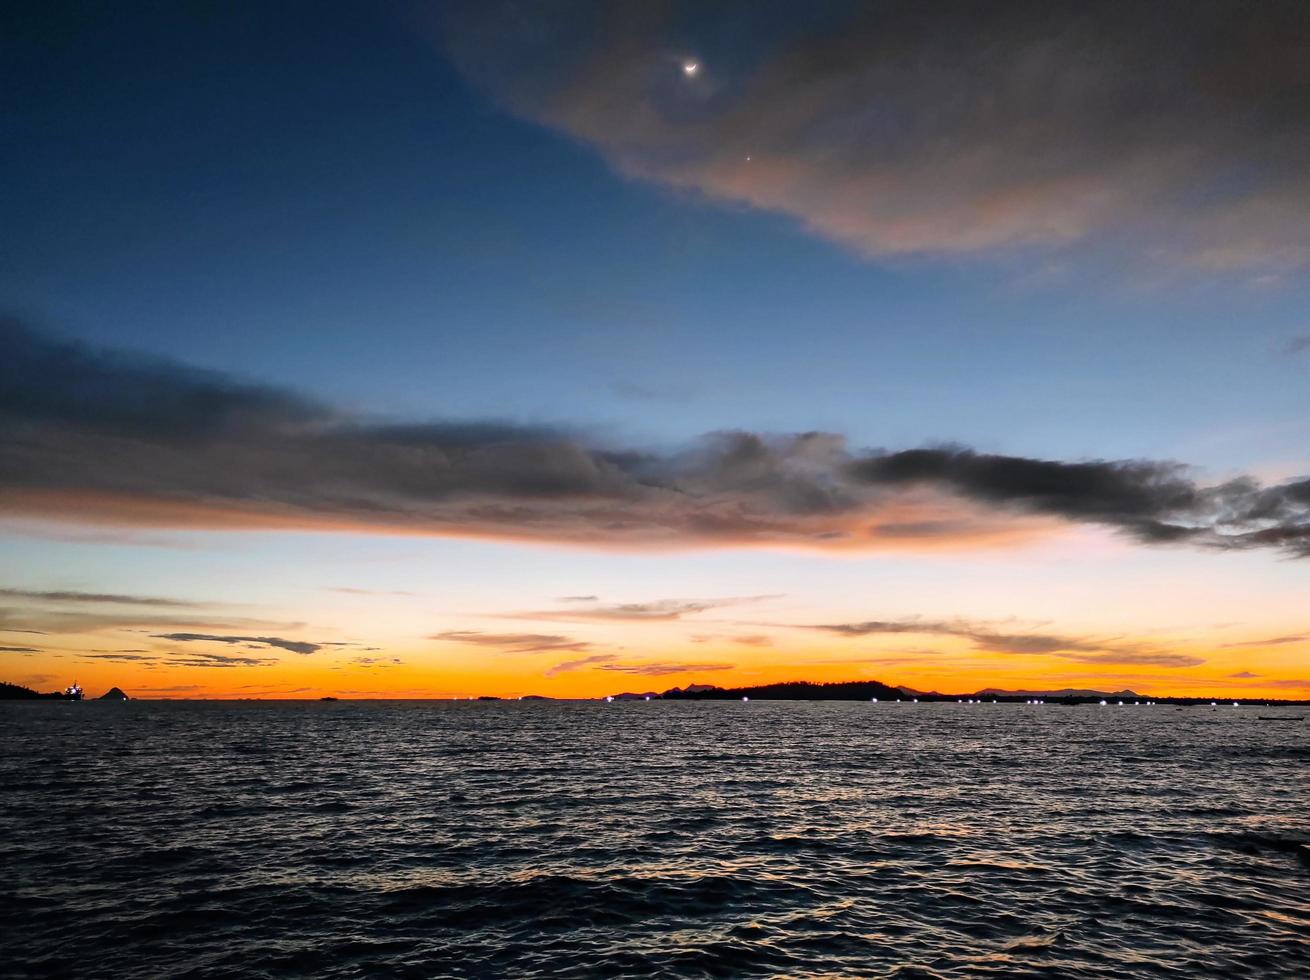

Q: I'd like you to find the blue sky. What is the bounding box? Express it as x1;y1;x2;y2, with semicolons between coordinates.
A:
6;1;1308;467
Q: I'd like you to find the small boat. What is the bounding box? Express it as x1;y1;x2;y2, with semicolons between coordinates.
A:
63;681;83;701
1257;715;1305;722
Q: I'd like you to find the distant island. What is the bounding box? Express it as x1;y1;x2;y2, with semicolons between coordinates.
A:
0;682;129;701
603;679;1310;707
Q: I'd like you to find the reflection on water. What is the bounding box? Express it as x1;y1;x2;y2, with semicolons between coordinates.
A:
1;701;1307;977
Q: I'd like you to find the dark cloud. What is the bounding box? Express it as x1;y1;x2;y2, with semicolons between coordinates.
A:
431;631;592;654
0;587;195;606
0;646;41;653
0;315;321;441
3;321;1309;555
1265;679;1310;690
807;617;1204;668
1229;671;1260;679
444;0;1310;272
850;448;1310;555
151;633;320;655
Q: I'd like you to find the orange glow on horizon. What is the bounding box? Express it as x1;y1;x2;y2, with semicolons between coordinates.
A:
13;632;1307;702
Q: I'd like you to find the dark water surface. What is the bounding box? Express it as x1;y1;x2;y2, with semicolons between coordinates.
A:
1;701;1307;978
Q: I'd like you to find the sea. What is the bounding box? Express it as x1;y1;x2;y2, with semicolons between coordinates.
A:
1;700;1307;978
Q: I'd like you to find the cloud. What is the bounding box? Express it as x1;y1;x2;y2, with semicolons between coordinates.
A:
0;604;296;636
545;653;618;676
3;321;1310;556
80;653;160;662
690;633;773;647
1280;335;1310;356
1055;651;1205;669
0;587;197;606
1229;671;1260;679
1266;679;1310;689
443;1;1310;273
598;661;736;677
431;631;592;654
165;651;278;667
80;649;280;668
326;587;414;597
557;595;599;603
522;595;782;622
0;646;41;653
806;617;1204;668
1220;634;1307;648
151;633;320;655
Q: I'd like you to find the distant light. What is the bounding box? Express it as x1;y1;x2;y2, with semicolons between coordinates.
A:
644;695;651;701
912;698;918;703
1233;701;1239;707
1099;700;1107;706
605;696;613;703
742;695;749;702
871;697;878;703
683;61;699;76
745;155;752;161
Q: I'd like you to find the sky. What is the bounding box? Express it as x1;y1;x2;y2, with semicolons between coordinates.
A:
2;0;1309;699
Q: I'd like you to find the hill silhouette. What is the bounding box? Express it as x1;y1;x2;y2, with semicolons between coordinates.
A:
0;681;75;700
607;678;1310;706
664;680;904;701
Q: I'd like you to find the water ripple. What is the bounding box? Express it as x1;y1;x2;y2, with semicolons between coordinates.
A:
1;701;1307;978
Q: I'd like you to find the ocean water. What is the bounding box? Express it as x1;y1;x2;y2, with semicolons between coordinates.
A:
1;701;1307;978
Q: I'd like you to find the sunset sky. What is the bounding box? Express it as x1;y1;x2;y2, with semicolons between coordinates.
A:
3;1;1309;699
